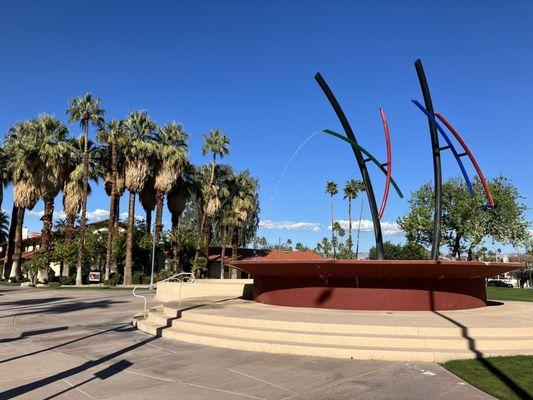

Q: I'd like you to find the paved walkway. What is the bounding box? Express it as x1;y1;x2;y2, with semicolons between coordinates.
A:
0;286;492;399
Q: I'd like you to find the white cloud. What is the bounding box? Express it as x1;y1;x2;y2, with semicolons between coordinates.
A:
259;219;322;232
329;219;403;236
26;209;66;219
86;209;110;220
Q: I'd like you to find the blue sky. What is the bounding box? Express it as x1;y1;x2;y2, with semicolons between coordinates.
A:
1;1;531;253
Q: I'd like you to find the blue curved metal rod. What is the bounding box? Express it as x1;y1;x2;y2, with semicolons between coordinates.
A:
323;129;404;198
412;100;474;195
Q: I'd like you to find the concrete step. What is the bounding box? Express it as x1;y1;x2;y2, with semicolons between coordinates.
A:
161;325;498;362
169;318;533;351
136;318;165;336
177;308;533;338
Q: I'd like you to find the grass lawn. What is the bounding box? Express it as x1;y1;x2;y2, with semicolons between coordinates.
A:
487;287;533;302
442;356;533;400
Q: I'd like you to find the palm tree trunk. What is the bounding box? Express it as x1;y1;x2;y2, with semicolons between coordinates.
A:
200;154;217;241
63;213;75;276
124;191;135;285
348;198;353;254
145;209;152;234
355;196;364;260
9;208;25;281
171;212;180;261
2;204;18;280
75;123;90;286
37;198;54;283
154;190;164;271
111;193;120;273
220;225;227;279
230;226;239;278
104;193;116;282
105;138;118;281
330;195;336;259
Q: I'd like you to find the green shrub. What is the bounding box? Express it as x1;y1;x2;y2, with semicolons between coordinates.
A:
141;275;151;284
107;272;122;286
132;272;144;285
48;282;61;288
58;275;75;285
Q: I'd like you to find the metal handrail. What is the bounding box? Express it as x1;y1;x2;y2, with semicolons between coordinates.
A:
132;272;196;313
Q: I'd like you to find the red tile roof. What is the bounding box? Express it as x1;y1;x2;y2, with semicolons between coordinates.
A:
207;247;322;262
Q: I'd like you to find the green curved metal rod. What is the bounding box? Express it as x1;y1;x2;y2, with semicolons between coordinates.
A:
324;129;404;198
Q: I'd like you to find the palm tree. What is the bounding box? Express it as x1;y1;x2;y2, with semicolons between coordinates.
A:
167;162;197;262
67;93;105;285
152;122;188;270
200;129;230;250
343;179;361;254
0;146;16;280
325;180;338;259
123;110;157;285
97;119;127;280
229;170;259;278
34;114;71;283
61;136;102;277
355;181;366;260
4;120;41;280
139;177;156;233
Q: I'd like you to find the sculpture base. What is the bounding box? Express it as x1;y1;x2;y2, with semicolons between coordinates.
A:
231;260;523;311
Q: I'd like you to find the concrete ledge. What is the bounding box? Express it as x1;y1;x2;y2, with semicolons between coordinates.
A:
155;279;253;302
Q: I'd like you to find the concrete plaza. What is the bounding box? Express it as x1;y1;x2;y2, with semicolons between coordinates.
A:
0;286;492;399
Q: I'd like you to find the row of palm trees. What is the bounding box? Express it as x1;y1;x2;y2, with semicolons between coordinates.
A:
0;93;260;284
325;178;366;259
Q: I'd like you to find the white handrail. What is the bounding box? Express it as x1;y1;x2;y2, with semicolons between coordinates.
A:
132;272;195;313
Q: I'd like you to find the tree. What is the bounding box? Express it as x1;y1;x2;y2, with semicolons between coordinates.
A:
152;122;188;270
33;115;71;283
200;129;230;251
4;120;41;280
167;162;198;262
398;177;529;260
139;177;156;233
354;181;366;260
97;119;127;280
123;110;158;285
0;211;8;245
62;136;102;277
368;241;429;260
343;179;361;252
325;181;338;259
67;93;106;285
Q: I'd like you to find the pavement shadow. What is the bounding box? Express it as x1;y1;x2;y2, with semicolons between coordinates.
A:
0;326;69;344
0;324;129;365
0;296;70;309
429;290;531;399
0;299;128;320
0;331;157;399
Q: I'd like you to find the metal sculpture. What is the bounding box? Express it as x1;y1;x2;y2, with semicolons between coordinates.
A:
413;59;495;260
315;73;403;260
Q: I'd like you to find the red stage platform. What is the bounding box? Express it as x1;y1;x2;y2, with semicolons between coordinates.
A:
230;260;523;311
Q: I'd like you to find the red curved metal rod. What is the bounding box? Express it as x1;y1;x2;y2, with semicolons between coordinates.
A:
434;113;495;206
378;108;392;219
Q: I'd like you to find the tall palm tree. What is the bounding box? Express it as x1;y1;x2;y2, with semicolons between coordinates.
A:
355;181;366;260
123;110;157;285
167;162;197;262
152;122;188;269
34;114;71;282
0;146;16;280
61;136;102;277
200;129;229;250
325;180;338;259
67;93;105;285
139;177;156;233
97;119;127;280
229;170;259;278
343;179;361;254
4;120;41;280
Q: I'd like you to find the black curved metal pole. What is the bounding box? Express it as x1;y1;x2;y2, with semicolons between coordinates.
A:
314;72;384;260
414;59;442;260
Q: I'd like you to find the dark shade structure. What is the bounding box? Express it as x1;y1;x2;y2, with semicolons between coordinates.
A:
231;259;523;311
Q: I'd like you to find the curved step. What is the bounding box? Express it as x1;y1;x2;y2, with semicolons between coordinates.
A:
170;319;533;351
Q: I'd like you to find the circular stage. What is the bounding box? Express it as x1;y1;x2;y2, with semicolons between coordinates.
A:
230;260;523;311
